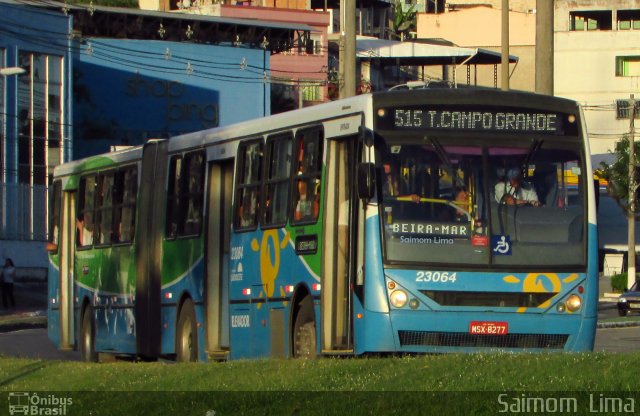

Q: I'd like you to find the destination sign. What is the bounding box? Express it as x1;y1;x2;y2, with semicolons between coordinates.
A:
376;106;575;135
390;221;470;238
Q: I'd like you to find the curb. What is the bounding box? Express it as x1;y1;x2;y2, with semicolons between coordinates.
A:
597;320;640;329
0;321;47;333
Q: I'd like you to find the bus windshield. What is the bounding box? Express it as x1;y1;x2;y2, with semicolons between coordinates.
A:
379;136;585;269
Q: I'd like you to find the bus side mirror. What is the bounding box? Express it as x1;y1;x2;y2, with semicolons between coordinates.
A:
357;163;376;200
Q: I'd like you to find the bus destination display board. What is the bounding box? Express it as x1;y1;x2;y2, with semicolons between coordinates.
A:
377;106;576;135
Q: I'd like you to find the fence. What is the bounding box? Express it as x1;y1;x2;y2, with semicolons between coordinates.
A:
0;182;48;241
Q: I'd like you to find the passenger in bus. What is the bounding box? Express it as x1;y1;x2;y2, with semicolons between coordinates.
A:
531;163;559;207
76;213;93;246
294;180;312;220
454;186;471;220
293;141;320;221
494;168;540;207
239;189;258;227
382;162;420;203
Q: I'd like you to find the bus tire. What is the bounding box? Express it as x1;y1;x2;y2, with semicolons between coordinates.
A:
80;306;97;362
176;300;198;362
293;297;317;359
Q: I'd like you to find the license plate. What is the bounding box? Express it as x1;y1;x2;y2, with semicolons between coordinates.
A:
469;321;508;335
629;303;640;308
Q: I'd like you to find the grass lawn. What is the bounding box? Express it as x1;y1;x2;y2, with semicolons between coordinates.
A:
1;353;639;415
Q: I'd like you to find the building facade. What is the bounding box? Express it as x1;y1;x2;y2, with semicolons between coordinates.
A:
74;38;270;158
555;0;640;158
0;0;304;275
140;1;330;111
416;4;535;91
0;1;73;272
213;5;330;110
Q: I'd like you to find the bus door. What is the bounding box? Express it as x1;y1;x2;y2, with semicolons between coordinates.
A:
205;159;234;358
135;140;168;358
322;135;359;352
59;189;76;350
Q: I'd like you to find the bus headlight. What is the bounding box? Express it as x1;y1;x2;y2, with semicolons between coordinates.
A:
390;290;408;308
566;294;582;312
619;297;627;303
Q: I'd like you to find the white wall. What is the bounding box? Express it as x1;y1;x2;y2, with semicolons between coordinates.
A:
555;20;640;156
0;240;48;280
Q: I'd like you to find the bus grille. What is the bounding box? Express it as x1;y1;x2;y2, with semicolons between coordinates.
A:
398;331;568;350
419;290;557;308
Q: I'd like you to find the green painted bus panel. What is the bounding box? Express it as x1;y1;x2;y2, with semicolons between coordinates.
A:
161;237;205;287
75;245;137;295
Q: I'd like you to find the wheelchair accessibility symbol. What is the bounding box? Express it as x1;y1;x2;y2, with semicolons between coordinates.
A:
491;235;512;255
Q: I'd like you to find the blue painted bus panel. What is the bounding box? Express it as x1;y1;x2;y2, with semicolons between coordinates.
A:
228;228;320;359
159;257;206;356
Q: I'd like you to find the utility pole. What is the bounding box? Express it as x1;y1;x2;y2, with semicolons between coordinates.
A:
629;94;637;289
339;0;357;99
501;0;509;91
535;0;554;95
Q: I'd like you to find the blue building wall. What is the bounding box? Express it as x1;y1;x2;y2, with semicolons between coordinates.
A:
74;39;270;158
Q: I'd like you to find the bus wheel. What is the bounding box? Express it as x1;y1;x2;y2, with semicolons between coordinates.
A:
176;300;198;362
80;307;97;362
293;297;317;359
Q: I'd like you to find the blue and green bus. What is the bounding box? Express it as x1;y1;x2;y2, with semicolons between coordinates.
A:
47;87;597;361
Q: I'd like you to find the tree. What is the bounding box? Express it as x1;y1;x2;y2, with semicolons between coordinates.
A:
598;135;640;216
389;0;417;41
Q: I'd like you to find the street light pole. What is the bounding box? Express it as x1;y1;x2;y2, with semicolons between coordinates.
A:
339;0;356;99
629;94;637;289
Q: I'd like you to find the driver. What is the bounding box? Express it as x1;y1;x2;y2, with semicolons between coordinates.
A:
494;168;540;207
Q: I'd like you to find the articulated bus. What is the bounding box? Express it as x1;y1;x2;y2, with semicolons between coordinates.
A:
47;88;597;361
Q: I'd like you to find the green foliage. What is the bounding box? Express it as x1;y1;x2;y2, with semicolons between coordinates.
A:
390;0;417;40
599;136;640;215
611;272;629;292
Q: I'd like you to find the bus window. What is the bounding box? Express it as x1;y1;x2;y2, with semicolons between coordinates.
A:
292;127;323;224
165;151;205;238
234;140;263;230
379;138;585;268
95;172;115;246
183;151;205;236
77;175;96;248
490;145;585;267
166;155;182;239
262;133;292;227
113;167;137;244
